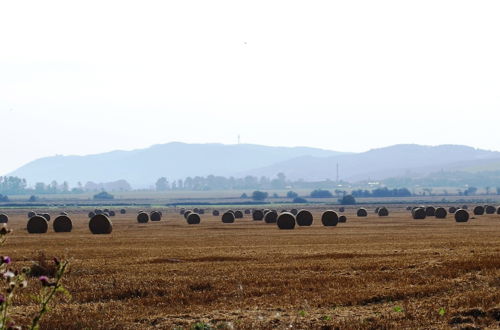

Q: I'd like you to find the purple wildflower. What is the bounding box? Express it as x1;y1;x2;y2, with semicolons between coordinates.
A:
0;294;5;304
1;256;11;264
39;275;50;286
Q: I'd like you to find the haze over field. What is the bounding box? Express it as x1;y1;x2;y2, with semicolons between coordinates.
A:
1;0;500;176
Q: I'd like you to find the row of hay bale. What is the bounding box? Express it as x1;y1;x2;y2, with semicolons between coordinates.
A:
23;211;113;234
180;208;205;215
471;205;499;215
242;209;347;229
409;204;500;222
88;208;123;218
137;210;163;223
27;215;73;233
27;211;52;221
410;206;469;222
274;210;347;229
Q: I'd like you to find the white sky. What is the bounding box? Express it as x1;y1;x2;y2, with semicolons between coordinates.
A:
1;0;499;175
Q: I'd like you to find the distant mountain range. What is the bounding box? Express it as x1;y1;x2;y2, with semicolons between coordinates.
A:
7;142;345;187
245;144;500;182
7;142;500;188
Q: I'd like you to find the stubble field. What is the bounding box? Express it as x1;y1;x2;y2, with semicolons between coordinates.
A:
2;206;500;329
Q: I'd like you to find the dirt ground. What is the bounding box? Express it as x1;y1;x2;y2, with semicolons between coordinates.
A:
1;206;499;329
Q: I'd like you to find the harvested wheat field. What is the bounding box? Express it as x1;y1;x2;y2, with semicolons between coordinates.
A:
2;207;500;329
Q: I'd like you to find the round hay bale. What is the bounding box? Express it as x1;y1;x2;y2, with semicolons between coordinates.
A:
448;207;457;214
88;211;96;218
120;209;127;214
193;208;199;213
28;211;36;218
321;210;339;226
109;210;116;217
150;211;162;221
252;210;264;221
296;210;313;226
234;210;244;219
184;210;193;220
187;213;201;225
198;209;205;215
378;207;389;217
473;206;485;216
277;212;295;230
462;205;468;210
339;207;345;213
95;209;103;215
339;215;347;223
406;206;412;211
375;207;380;214
103;208;110;213
53;215;72;232
264;211;278;224
497;206;500;215
103;212;110;217
227;210;235;215
244;209;251;215
290;208;298;216
41;213;51;221
59;212;68;216
212;210;220;216
357;208;368;217
455;209;469;223
412;207;426;220
137;212;149;223
435;207;447;219
485;205;496;214
221;212;235;223
425;206;436;217
180;208;186;215
0;213;8;223
89;214;113;234
27;215;48;234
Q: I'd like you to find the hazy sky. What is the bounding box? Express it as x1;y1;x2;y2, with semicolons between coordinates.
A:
1;0;499;175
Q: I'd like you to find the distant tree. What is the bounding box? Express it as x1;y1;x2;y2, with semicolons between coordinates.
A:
155;177;169;191
422;188;433;196
0;194;9;202
310;189;333;198
34;182;46;194
93;191;114;200
286;191;298;198
240;193;248;198
464;186;477;196
62;181;69;193
28;195;37;202
272;193;279;198
293;197;308;203
339;195;356;205
252;190;268;201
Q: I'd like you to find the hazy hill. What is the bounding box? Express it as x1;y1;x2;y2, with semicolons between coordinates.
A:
245;144;500;182
8;142;344;187
8;143;500;188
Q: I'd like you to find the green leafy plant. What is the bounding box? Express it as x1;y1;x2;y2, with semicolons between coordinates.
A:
393;306;404;313
438;308;446;316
